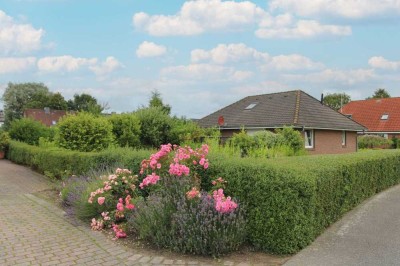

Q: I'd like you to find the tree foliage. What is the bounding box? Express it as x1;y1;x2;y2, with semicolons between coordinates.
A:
1;83;51;127
323;93;351;111
67;93;104;115
149;90;171;115
368;88;391;99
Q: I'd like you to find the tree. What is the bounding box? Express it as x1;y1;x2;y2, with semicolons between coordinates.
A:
323;93;351;111
149;90;171;115
67;93;104;115
48;92;68;110
368;88;391;99
1;82;51;127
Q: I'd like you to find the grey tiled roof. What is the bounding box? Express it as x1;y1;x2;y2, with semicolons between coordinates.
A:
198;90;365;131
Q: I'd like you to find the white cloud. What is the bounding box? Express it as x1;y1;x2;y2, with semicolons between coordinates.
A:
0;10;45;54
37;55;97;72
269;0;400;19
136;41;167;58
285;68;376;85
133;0;266;36
89;56;122;76
191;43;323;71
191;43;269;64
161;63;234;81
256;19;351;39
267;54;324;70
368;56;400;70
0;57;36;74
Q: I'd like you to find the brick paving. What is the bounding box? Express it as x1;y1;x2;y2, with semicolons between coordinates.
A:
0;160;288;265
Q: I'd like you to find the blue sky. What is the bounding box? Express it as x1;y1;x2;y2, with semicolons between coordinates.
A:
0;0;399;118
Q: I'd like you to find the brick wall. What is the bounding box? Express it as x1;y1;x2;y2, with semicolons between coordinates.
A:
307;130;357;155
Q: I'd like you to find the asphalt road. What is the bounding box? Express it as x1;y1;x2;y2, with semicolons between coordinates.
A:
285;184;400;266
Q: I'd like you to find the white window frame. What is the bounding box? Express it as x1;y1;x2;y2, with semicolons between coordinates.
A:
305;129;314;148
342;131;346;146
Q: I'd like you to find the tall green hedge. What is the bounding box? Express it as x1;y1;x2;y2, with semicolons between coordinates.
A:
7;141;400;254
208;150;400;253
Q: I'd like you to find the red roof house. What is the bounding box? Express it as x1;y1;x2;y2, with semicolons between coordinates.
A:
341;98;400;138
24;108;70;127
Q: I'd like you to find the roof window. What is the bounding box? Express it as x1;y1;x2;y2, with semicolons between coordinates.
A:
381;114;389;120
245;102;258;110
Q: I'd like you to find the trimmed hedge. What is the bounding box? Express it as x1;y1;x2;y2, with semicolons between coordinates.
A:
208;150;400;253
7;140;400;254
8;141;151;179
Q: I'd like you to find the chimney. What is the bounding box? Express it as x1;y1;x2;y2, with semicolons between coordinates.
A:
320;93;324;104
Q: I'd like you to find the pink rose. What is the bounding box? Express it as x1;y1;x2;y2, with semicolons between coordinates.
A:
97;197;105;205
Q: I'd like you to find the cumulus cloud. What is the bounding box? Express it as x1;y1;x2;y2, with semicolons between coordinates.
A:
0;10;45;54
136;41;167;58
368;56;400;70
133;0;266;36
191;43;269;64
256;19;351;39
37;55;97;72
0;57;36;74
89;56;122;76
269;0;400;19
285;68;376;85
190;43;323;71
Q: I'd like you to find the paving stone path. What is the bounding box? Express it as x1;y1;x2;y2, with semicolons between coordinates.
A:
0;160;287;266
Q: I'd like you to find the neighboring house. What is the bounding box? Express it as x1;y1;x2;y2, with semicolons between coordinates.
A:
24;108;69;127
198;90;366;154
341;97;400;139
0;110;4;127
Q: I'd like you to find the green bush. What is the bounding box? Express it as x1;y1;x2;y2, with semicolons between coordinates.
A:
392;137;399;149
135;107;172;147
358;135;392;149
55;112;114;152
275;126;304;153
208;149;400;253
229;129;255;157
8;118;52;145
168;117;205;145
0;131;11;152
253;130;283;149
108;113;141;148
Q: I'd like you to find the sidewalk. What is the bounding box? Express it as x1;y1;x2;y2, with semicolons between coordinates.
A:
0;160;287;266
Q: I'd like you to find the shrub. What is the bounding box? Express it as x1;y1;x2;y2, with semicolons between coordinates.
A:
229;129;255;157
168;117;205;145
8;118;52;145
358;135;392;149
253;130;283;149
108;113;141;148
392;137;399;149
275;126;304;153
172;192;246;256
55;112;114;152
135;107;172;147
0;131;10;152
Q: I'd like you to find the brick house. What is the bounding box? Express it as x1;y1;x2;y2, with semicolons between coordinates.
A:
341;97;400;139
24;108;69;127
198;90;366;155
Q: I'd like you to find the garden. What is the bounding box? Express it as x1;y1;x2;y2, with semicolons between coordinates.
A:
1;89;400;257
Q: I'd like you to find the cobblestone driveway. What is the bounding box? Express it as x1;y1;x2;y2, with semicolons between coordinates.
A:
0;160;286;265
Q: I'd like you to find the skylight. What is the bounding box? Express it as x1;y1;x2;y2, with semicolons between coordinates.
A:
245;102;258;110
381;114;389;120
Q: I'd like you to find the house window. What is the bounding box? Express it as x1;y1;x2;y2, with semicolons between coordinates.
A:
381;114;389;120
245;102;258;110
305;130;314;148
342;131;346;146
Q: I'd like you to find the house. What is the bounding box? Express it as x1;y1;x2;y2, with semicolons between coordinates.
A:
341;97;400;139
24;108;69;127
198;90;366;154
0;110;4;127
